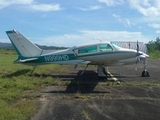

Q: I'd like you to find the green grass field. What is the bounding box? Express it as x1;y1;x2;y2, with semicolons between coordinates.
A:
0;50;63;120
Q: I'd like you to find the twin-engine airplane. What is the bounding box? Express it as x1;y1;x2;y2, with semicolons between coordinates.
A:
6;30;150;78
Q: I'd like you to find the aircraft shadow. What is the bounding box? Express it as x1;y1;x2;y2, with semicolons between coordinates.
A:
43;70;110;94
2;69;31;78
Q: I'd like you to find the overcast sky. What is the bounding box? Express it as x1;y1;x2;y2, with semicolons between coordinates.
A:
0;0;160;47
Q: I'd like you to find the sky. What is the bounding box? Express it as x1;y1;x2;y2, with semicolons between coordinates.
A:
0;0;160;47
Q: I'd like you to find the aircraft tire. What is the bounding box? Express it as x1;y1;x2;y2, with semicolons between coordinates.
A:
141;71;150;77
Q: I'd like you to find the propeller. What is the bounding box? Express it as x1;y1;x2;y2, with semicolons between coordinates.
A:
135;40;149;70
134;40;150;76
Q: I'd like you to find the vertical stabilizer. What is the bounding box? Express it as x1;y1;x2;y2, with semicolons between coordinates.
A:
6;30;42;58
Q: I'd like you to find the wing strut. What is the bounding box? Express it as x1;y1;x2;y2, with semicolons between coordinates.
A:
30;64;37;74
80;65;88;75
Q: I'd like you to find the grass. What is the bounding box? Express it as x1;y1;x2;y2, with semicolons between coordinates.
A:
0;50;65;120
74;91;92;100
124;82;160;87
81;110;90;120
149;50;160;59
0;100;37;120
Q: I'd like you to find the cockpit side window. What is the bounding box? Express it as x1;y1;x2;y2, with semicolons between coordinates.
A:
99;44;112;51
78;45;97;54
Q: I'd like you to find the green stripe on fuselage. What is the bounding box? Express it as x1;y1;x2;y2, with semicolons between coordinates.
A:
77;51;134;57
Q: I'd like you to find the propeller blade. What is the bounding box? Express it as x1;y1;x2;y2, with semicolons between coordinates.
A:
137;40;139;53
135;40;141;70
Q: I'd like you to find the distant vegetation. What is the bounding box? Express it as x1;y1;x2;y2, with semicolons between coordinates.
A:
0;42;67;50
0;42;13;49
36;44;68;50
147;37;160;59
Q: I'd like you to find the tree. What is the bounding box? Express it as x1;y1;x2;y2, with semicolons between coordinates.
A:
147;37;160;53
155;37;160;50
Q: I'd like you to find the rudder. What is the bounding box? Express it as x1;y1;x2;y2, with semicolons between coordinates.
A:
6;30;42;58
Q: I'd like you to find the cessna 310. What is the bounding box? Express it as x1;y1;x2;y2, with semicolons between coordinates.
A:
6;30;150;78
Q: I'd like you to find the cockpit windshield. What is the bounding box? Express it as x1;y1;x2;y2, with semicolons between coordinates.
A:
111;42;122;50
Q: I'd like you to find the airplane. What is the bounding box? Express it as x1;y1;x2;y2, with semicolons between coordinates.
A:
6;30;150;79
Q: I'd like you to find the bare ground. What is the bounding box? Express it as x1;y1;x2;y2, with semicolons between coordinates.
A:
31;59;160;120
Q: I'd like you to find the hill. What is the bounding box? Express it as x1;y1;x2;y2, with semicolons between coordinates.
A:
0;42;13;49
0;42;67;50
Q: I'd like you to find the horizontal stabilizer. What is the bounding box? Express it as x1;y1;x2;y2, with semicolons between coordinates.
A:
15;58;38;63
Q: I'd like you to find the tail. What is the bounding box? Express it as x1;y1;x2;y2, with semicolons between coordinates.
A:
6;30;42;61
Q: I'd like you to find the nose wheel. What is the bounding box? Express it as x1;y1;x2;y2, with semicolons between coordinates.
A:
141;70;150;77
141;59;150;77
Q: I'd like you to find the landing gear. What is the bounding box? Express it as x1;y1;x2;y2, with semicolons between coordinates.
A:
97;65;107;79
141;58;150;77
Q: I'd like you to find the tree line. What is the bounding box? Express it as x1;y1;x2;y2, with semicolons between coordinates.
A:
147;37;160;53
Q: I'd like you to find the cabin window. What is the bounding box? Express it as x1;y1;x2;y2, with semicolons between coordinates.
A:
78;45;97;54
99;44;112;51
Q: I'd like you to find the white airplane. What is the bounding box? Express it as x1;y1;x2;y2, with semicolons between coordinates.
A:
6;30;150;78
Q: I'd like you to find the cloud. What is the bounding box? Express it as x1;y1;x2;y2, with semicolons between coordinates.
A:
34;30;151;47
79;5;102;11
0;0;61;12
125;19;131;27
112;14;121;21
148;23;160;29
156;30;160;33
0;0;33;9
112;14;132;27
128;0;160;17
30;4;61;12
98;0;124;6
